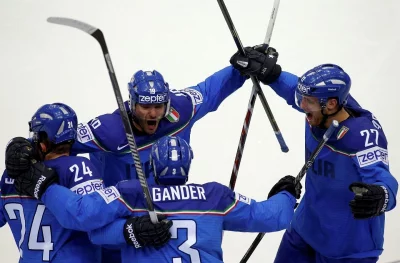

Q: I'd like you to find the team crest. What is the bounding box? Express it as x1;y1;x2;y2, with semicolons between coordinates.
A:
336;126;349;140
166;107;180;123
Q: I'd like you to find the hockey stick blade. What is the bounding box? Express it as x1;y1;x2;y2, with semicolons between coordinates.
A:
47;17;159;224
240;120;339;263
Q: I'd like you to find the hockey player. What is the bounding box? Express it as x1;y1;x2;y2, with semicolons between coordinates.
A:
5;135;302;262
70;65;279;188
229;45;398;262
1;103;172;262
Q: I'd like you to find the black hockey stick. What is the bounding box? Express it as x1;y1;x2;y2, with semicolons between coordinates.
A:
240;120;339;263
229;0;280;190
47;17;158;224
216;0;288;153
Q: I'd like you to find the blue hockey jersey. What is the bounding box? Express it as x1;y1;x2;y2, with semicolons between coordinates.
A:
88;181;295;262
269;71;398;258
39;179;295;263
0;156;104;262
70;65;246;187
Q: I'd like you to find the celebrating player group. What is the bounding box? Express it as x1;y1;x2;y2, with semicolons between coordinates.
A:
1;1;397;263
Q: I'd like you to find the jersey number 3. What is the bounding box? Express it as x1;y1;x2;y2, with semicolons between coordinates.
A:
171;220;201;263
5;203;53;261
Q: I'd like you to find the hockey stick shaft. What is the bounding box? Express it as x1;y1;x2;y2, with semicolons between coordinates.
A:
229;0;280;190
240;120;339;263
216;0;288;153
47;17;159;224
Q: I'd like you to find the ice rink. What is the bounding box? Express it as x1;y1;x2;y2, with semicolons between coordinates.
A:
0;0;399;262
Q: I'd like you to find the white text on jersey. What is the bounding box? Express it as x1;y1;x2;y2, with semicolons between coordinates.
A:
152;185;206;202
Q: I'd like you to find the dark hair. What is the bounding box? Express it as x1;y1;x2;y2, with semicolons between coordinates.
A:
37;131;73;155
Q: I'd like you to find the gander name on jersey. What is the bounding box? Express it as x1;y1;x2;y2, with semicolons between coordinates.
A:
152;185;206;202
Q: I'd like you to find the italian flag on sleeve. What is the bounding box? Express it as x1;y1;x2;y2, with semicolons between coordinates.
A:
166;107;180;123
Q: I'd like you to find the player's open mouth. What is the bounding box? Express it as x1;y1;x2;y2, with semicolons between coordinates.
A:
306;112;313;121
147;120;157;129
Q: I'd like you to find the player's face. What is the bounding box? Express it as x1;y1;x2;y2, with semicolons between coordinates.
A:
298;95;324;126
134;103;166;134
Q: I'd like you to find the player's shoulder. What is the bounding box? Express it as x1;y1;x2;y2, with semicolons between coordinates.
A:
113;179;142;207
333;108;388;157
46;155;93;169
76;111;126;149
116;180;141;197
201;182;236;200
201;181;229;192
45;156;102;188
170;87;204;107
0;169;14;194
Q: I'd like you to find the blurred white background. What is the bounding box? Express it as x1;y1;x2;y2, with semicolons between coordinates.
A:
0;0;399;262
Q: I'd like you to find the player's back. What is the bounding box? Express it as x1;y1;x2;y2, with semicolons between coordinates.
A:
116;179;294;263
0;156;102;262
117;180;234;262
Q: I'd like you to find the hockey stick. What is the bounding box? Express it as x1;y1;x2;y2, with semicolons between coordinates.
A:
240;120;339;263
216;0;289;154
47;17;158;224
229;0;280;190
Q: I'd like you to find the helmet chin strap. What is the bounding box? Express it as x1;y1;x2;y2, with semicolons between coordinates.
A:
318;105;343;128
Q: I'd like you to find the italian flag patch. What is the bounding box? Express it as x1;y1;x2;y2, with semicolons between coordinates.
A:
166;107;180;122
336;126;349;140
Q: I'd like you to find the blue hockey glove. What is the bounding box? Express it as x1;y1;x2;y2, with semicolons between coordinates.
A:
349;182;389;219
229;44;281;84
123;214;173;248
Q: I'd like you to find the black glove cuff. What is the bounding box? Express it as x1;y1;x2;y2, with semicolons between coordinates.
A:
259;64;282;84
123;219;143;249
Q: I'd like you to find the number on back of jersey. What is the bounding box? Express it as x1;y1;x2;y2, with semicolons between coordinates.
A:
70;161;93;183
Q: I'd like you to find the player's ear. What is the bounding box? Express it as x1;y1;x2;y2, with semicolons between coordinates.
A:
326;98;338;111
40;142;47;153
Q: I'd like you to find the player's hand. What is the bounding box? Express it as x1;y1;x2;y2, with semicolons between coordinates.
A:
229;44;281;84
268;175;302;207
5;137;35;179
123;214;173;249
14;161;59;199
349;182;389;219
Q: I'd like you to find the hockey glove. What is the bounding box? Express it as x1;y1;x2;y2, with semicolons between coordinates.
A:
14;161;58;199
349;182;389;219
268;175;302;208
123;214;173;249
229;44;282;84
5;137;34;179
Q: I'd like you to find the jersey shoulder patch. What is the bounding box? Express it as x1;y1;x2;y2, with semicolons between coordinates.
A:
339;115;389;168
180;87;204;105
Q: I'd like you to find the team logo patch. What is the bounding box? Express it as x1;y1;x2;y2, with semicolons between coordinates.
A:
96;186;121;204
77;123;94;143
70;179;104;195
235;192;251;205
336;126;349;140
182;88;203;105
356;146;389;168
